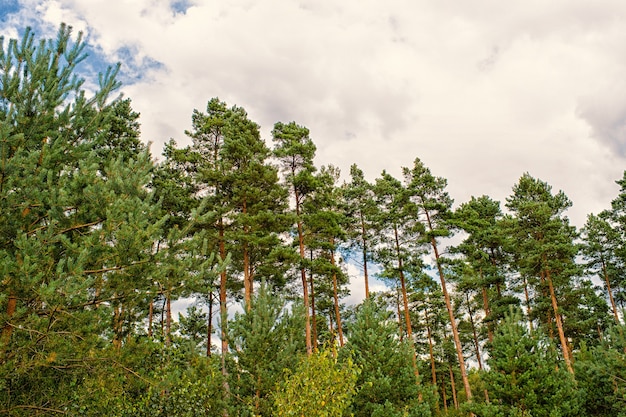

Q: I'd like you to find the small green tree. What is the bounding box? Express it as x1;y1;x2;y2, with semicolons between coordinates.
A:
468;309;582;417
230;283;305;416
342;299;433;417
272;348;359;417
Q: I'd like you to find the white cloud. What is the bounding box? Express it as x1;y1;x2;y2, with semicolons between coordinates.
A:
2;0;625;228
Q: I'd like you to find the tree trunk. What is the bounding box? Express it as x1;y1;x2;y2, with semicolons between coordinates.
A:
148;299;153;338
243;239;251;312
430;234;472;401
600;255;620;324
243;198;252;312
309;251;318;351
330;244;344;347
218;222;231;407
479;268;493;343
425;307;437;386
465;292;483;370
219;223;228;356
441;375;448;413
392;224;421;386
329;305;334;331
113;304;124;350
544;263;574;375
1;292;16;347
396;286;404;341
449;363;458;409
393;223;413;341
359;211;370;299
295;189;312;355
522;275;533;332
540;270;556;340
165;290;172;347
160;295;166;336
207;291;213;357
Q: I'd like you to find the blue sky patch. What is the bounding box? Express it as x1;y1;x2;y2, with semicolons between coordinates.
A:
114;45;165;84
0;0;20;21
171;0;192;15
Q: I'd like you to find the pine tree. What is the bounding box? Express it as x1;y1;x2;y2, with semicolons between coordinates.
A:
372;171;420;343
452;195;516;342
0;25;162;413
302;165;349;347
342;164;378;299
574;324;626;416
272;121;318;355
402;157;473;402
469;309;582;417
219;107;290;310
151;141;203;343
371;170;424;384
342;299;433;417
581;212;623;324
230;283;305;416
505;173;597;373
183;98;233;372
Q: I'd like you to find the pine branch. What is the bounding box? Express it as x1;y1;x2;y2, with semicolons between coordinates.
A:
83;259;151;274
0;405;67;415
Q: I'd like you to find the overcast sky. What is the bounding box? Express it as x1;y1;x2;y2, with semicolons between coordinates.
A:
2;1;625;227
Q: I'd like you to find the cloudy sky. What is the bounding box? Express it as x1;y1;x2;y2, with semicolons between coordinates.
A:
2;1;625;227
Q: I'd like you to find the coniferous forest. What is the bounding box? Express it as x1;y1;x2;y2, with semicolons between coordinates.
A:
3;25;626;417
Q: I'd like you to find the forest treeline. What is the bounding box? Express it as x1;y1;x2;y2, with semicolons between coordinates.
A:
1;25;626;417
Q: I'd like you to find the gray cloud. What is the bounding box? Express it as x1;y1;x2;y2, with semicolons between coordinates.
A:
577;89;626;157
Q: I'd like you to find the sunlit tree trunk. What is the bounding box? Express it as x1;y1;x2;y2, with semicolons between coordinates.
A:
449;363;458;410
428;228;472;401
544;262;574;375
330;245;344;346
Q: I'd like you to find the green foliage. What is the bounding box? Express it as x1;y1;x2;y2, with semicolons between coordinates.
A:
451;195;517;329
468;309;583;417
118;353;226;417
574;325;626;416
230;283;305;416
505;174;608;350
272;348;359;417
0;24;163;414
342;299;433;417
178;305;209;353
